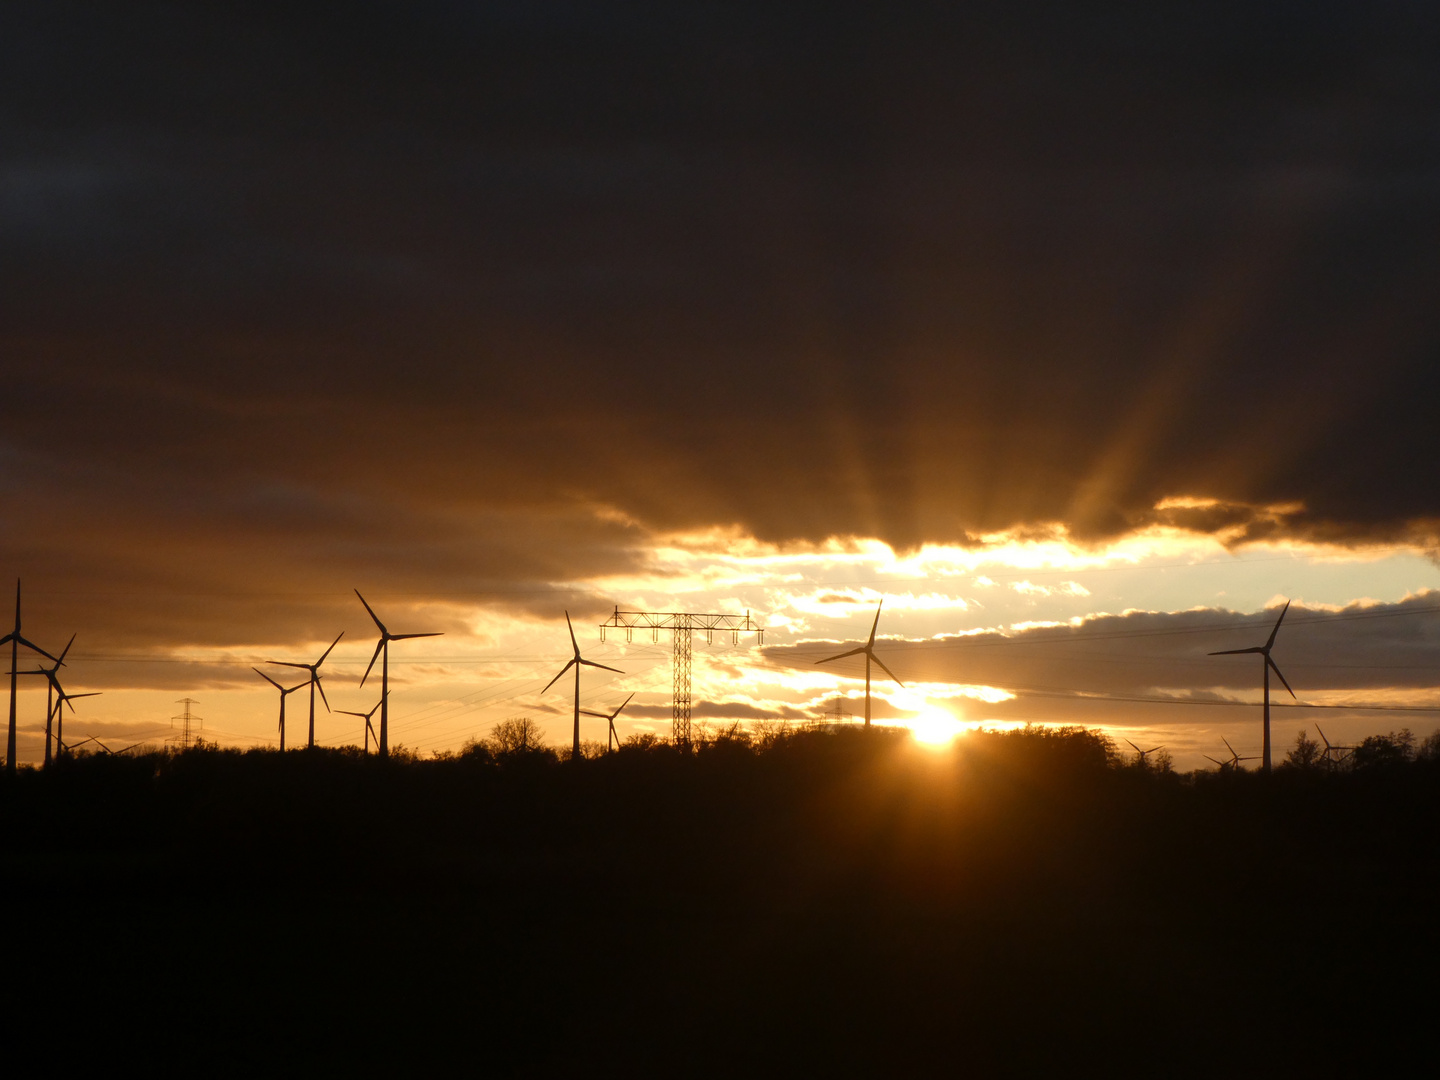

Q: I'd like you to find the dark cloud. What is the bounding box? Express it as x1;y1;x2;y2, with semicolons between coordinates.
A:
766;592;1440;700
5;3;1440;649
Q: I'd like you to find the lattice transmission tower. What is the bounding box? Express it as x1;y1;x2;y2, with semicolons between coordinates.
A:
599;609;764;747
168;697;203;751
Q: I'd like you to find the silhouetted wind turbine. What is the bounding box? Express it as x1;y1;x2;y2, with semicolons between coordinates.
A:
815;600;903;729
1315;724;1356;770
1209;601;1295;774
254;667;306;752
1;580;60;775
542;612;623;760
1203;736;1257;771
1221;736;1258;770
580;692;635;753
336;698;382;755
267;632;343;749
356;590;442;759
1125;738;1164;767
20;633;75;768
51;686;100;758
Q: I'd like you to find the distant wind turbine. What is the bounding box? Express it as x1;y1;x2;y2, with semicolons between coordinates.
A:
266;632;343;749
50;686;101;758
580;692;636;753
542;612;623;760
20;632;74;768
1315;724;1356;770
1209;601;1295;774
336;698;382;756
1203;736;1258;772
254;667;307;752
815;600;903;729
355;590;442;759
1125;738;1165;767
2;580;60;775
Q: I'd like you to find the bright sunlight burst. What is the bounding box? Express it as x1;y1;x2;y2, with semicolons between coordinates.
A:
909;708;964;747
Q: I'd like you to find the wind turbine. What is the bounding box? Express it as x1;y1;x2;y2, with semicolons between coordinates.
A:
336;698;382;756
355;590;442;759
1209;600;1296;774
1221;736;1258;770
254;667;307;752
1125;738;1164;768
1315;724;1356;771
2;580;60;775
814;600;903;729
266;632;343;749
19;633;75;768
580;692;635;753
541;612;623;760
1203;736;1258;772
51;687;100;758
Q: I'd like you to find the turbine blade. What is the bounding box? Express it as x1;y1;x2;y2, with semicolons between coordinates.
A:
541;658;577;694
336;710;366;718
268;661;311;671
360;638;385;687
579;710;608;718
815;646;866;665
1208;647;1264;656
254;667;284;690
389;632;442;641
1222;736;1238;756
579;659;624;675
870;650;904;687
15;635;59;663
1315;724;1332;749
354;590;387;635
868;600;884;647
316;676;331;711
612;692;635;717
317;631;344;666
56;633;76;665
566;611;580;658
1125;739;1141;753
1266;600;1291;649
1268;657;1296;698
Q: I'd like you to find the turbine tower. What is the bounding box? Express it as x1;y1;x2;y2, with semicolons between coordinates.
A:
542;612;623;760
580;692;636;753
336;698;383;755
254;668;306;752
2;580;59;775
1209;600;1296;774
814;600;903;729
355;590;442;759
266;632;343;749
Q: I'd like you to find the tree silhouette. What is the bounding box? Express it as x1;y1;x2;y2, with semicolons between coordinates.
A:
1284;730;1323;770
485;716;552;760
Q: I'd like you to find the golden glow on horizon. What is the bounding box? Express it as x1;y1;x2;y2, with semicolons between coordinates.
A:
910;709;964;746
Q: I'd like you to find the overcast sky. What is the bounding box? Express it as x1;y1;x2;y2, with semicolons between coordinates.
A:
4;3;1439;764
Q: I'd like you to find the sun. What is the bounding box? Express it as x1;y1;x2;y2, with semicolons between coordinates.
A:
910;709;963;747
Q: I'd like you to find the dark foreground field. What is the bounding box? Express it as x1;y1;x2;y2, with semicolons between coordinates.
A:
4;727;1436;1075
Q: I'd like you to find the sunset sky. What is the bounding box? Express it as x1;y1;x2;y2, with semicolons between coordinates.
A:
4;3;1440;767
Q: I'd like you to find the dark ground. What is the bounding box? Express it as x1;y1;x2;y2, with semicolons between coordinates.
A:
4;728;1435;1075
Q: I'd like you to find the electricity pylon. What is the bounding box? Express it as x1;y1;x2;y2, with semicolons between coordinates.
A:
599;608;764;748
